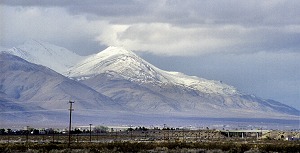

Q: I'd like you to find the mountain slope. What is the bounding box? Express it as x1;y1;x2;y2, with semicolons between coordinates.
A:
0;53;119;111
3;40;83;74
68;47;299;118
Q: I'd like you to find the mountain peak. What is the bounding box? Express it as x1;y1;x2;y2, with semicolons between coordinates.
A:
97;46;137;58
67;46;155;80
68;46;239;95
3;40;83;74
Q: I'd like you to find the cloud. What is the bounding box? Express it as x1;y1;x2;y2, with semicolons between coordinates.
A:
1;1;300;56
0;0;152;21
96;23;238;55
96;23;300;56
0;5;107;54
3;0;300;25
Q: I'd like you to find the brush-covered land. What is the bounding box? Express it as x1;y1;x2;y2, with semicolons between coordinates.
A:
1;129;299;153
1;141;300;153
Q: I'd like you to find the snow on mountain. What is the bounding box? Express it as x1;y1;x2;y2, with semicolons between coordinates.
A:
68;47;238;95
67;46;167;82
2;40;83;74
0;53;119;111
68;46;299;118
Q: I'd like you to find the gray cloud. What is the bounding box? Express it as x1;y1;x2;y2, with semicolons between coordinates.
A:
0;0;150;20
3;0;300;25
97;23;300;55
2;1;300;55
0;6;108;55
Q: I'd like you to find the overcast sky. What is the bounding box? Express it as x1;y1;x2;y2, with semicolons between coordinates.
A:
1;0;299;109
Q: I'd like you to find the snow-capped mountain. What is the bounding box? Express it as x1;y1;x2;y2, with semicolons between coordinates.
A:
0;53;119;111
3;40;83;74
1;42;299;126
67;47;299;118
68;47;238;95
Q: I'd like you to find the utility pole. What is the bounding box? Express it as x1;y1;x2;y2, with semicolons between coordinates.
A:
130;125;133;140
89;124;92;142
68;100;74;147
26;126;29;146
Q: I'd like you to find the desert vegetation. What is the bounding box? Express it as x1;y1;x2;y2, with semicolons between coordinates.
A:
0;128;299;153
0;140;300;153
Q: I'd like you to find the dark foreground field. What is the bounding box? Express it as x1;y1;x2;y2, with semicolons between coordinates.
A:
1;141;300;153
0;129;299;153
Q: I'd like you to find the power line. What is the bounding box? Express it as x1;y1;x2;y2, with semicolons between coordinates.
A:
0;109;66;114
2;99;117;103
0;108;134;114
2;100;72;104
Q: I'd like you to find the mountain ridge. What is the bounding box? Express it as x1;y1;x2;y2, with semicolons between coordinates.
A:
4;40;83;74
66;46;299;118
0;42;299;124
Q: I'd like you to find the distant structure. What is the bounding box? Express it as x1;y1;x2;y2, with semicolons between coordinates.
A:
221;129;270;139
